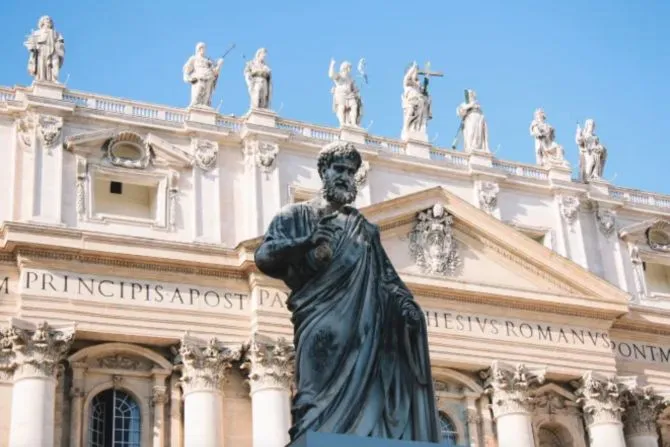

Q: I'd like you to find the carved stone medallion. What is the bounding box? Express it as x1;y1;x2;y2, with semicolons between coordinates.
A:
193;138;218;171
16;114;36;149
478;181;499;213
596;209;616;237
103;131;152;169
559;195;580;224
646;221;670;252
38;115;63;153
408;204;461;276
244;140;279;173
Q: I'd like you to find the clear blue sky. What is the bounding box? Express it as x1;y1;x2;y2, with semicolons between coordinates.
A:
3;1;669;194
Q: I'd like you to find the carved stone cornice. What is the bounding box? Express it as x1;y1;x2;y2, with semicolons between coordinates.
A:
482;361;545;418
0;320;74;380
623;386;665;437
573;371;625;426
177;335;239;395
241;336;295;394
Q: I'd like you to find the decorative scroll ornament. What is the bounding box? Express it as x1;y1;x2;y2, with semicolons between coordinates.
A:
354;160;370;187
193;138;218;171
623;386;665;437
478;181;499;213
103;131;153;169
241;336;295;393
409;204;461;276
646;221;670;252
596;209;616;237
177;335;239;394
573;371;625;426
75;156;87;219
0;321;74;380
244;140;279;173
16;113;36;149
559;195;580;224
96;354;151;371
482;361;546;418
37;115;63;154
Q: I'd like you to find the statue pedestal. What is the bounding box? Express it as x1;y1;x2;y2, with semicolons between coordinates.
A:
401;129;428;144
31;80;65;101
469;150;493;169
404;139;431;159
187;106;218;126
289;432;440;447
245;108;277;128
547;164;573;183
340;125;367;145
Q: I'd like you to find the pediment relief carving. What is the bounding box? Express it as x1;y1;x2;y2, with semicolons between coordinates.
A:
619;218;670;254
407;203;462;277
90;353;154;371
64;128;192;170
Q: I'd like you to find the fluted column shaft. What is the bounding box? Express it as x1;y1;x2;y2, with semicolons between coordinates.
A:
179;336;237;447
1;321;74;447
243;337;294;447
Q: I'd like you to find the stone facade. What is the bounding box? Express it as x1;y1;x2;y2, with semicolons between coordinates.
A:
2;18;670;447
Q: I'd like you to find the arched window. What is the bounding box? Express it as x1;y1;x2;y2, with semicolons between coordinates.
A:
439;412;459;445
88;389;141;447
537;423;573;447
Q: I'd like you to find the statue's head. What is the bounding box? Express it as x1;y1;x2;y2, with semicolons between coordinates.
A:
38;16;53;29
534;108;546;121
196;42;206;56
255;47;267;62
340;61;352;75
317;141;362;206
467;89;477;102
585;118;595;133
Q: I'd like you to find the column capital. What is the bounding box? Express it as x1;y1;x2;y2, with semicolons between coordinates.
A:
482;361;545;418
0;320;74;380
623;385;666;437
177;334;240;395
242;335;294;394
152;385;169;406
574;371;625;426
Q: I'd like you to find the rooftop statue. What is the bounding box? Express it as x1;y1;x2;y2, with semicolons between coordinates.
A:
24;16;64;83
255;141;441;443
401;62;434;140
183;42;224;108
530;108;567;167
576;118;607;182
245;47;272;109
328;59;363;127
457;89;489;152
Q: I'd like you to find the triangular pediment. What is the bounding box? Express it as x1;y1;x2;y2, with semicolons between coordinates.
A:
360;187;630;317
65;128;192;169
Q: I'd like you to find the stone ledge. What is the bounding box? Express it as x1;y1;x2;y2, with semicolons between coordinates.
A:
289;432;440;447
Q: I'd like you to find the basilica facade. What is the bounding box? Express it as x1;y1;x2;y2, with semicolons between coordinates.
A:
1;14;670;447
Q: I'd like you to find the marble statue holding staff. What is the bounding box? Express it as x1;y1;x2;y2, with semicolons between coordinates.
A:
576;118;607;182
255;141;440;443
244;47;272;109
328;59;363;127
24;16;65;83
183;42;224;108
401;62;432;139
457;89;489;152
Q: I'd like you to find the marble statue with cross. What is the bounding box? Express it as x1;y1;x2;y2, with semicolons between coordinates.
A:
401;62;443;142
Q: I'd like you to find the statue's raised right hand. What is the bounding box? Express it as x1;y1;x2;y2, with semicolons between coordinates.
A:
309;214;339;247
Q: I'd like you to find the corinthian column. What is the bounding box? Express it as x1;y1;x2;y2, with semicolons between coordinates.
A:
178;335;238;447
623;386;664;447
1;320;74;447
242;336;294;447
483;361;545;447
575;371;626;447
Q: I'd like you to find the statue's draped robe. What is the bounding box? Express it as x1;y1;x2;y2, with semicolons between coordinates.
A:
256;203;440;443
459;103;489;152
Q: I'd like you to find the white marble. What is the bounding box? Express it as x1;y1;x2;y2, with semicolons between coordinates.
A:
530;108;566;167
245;48;272;109
329;59;362;127
24;16;64;83
183;42;223;108
457;89;489;152
576;119;607;182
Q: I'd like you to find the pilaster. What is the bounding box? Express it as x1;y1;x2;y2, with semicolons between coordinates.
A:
241;138;281;239
191;138;221;243
245;108;278;128
68;361;86;447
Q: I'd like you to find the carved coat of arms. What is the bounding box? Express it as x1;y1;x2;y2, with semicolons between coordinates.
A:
408;204;461;276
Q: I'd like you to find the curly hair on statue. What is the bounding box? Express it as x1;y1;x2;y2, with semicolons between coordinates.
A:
316;141;362;179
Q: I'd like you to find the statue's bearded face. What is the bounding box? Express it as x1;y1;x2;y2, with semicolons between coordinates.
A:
322;158;358;205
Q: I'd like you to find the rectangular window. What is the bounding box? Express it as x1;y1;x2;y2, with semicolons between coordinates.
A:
644;262;670;299
110;181;123;195
93;178;158;221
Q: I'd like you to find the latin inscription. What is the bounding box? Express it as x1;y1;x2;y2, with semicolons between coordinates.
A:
21;268;249;314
